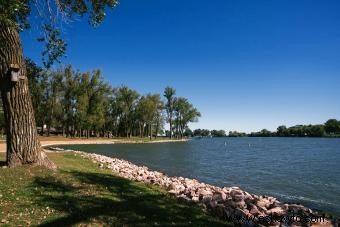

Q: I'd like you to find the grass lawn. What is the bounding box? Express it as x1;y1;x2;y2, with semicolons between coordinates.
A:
0;152;233;226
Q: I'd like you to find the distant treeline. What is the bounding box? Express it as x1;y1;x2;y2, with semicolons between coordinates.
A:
231;119;340;138
188;119;340;138
185;129;227;137
0;59;201;139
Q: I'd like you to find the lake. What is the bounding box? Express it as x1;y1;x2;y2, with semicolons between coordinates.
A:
58;137;340;217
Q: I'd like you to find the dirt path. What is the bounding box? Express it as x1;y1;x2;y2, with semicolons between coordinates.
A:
0;143;5;153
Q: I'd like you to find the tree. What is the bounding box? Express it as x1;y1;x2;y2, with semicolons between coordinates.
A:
277;125;288;137
183;128;193;137
147;94;164;139
228;131;247;137
173;97;201;138
250;129;273;137
0;0;118;168
211;130;226;137
153;100;165;138
308;125;325;137
193;129;210;137
193;129;202;137
116;86;139;137
45;71;64;136
86;70;112;134
135;94;164;139
163;86;176;139
61;66;78;137
73;70;111;138
26;59;48;135
324;119;340;134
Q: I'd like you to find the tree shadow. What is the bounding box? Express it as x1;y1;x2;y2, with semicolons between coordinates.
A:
0;160;6;167
32;170;231;226
0;153;6;167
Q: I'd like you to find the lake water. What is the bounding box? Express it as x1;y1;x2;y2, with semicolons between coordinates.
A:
58;137;340;217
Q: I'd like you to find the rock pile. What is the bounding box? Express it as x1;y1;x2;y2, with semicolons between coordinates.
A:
49;148;334;226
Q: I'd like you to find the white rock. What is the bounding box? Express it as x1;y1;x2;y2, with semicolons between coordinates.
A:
266;206;285;215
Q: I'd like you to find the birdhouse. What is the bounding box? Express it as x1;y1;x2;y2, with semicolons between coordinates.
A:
10;64;20;82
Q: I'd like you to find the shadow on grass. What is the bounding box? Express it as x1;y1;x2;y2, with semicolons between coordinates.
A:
0;161;6;167
0;152;5;167
0;153;6;167
32;170;231;226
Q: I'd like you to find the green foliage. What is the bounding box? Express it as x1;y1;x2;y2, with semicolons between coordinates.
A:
0;0;30;30
249;129;274;137
193;129;210;137
0;152;230;226
26;62;200;138
183;128;193;137
26;58;48;129
277;125;288;137
210;130;226;137
173;97;201;138
136;94;164;138
308;125;325;137
324;119;340;134
75;70;112;131
275;124;325;137
228;131;247;137
0;0;118;67
115;86;140;137
39;25;67;68
192;129;226;137
247;123;329;137
163;86;176;118
163;86;176;137
26;64;110;136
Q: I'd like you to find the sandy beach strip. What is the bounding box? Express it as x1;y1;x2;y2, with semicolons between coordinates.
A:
0;138;187;153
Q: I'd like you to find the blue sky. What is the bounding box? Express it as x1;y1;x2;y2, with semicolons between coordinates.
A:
21;0;340;132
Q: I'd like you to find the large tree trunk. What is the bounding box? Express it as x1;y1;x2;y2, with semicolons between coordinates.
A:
0;23;56;169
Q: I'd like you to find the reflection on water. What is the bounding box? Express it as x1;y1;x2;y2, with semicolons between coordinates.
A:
59;137;340;216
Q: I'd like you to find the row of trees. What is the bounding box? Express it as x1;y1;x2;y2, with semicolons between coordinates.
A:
274;119;340;137
26;61;201;139
188;119;340;138
246;119;340;137
188;129;227;137
1;0;121;168
228;131;247;137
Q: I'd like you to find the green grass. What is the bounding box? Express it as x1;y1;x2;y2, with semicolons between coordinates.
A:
0;152;232;226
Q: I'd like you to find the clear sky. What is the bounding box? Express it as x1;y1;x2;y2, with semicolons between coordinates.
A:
21;0;340;133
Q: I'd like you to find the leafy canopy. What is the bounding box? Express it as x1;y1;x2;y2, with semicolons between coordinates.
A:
0;0;118;67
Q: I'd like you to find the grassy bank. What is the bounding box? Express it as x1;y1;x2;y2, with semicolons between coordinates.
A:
0;152;231;226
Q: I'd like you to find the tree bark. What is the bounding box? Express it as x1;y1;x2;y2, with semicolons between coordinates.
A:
0;23;56;169
155;122;159;139
149;123;152;140
40;123;44;136
169;113;172;139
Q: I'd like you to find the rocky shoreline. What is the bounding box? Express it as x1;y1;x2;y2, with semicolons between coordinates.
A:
47;147;335;226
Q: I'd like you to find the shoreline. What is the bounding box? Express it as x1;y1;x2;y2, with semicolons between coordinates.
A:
1;139;337;225
0;138;187;153
46;146;335;226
